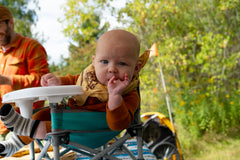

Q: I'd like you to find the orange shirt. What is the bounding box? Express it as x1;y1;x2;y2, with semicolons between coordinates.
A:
32;90;139;132
0;33;49;134
67;91;139;131
22;71;139;145
59;74;140;131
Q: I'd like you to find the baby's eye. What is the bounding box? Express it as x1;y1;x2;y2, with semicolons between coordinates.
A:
101;60;108;64
119;62;127;66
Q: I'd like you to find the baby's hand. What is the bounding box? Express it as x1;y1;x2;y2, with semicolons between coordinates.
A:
41;73;61;86
107;73;130;96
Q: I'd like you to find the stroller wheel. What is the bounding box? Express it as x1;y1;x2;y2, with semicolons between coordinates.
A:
151;142;180;160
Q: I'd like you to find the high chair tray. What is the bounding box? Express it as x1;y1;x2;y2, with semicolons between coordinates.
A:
2;85;83;103
2;85;83;118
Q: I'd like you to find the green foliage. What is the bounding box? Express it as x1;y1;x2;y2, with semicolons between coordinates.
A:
55;0;240;140
53;41;97;76
0;0;40;38
59;0;109;46
113;0;240;137
52;0;110;76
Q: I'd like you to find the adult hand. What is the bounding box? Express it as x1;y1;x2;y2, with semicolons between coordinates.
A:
0;75;12;85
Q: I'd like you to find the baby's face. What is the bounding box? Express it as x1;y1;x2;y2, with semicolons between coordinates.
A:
93;43;138;86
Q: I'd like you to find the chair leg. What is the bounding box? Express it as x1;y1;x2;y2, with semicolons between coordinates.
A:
121;144;137;160
51;134;62;160
29;141;35;160
36;139;52;160
136;127;144;160
35;139;51;160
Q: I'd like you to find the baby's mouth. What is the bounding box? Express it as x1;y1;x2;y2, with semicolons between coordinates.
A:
0;34;5;41
0;32;5;36
107;76;119;82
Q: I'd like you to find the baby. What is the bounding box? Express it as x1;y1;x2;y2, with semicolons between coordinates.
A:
0;29;149;157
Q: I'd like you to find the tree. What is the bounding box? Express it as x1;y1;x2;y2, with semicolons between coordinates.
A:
53;0;109;76
115;0;240;136
56;0;240;137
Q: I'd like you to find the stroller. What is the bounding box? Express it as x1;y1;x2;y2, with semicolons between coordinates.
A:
141;112;183;160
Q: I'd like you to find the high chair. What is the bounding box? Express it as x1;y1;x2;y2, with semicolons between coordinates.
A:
2;85;147;160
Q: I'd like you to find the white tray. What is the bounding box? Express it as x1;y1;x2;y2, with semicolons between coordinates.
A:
2;85;83;118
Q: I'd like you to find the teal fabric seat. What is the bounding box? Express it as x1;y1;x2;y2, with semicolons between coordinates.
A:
51;110;121;148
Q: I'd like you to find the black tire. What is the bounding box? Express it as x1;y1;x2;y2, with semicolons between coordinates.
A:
151;142;180;160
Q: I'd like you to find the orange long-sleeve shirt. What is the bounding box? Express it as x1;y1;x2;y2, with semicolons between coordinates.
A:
21;70;140;145
59;74;140;131
0;33;49;134
67;91;139;131
31;74;139;132
31;90;139;134
0;34;49;106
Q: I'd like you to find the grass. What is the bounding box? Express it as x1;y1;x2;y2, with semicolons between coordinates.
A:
185;138;240;160
177;129;240;160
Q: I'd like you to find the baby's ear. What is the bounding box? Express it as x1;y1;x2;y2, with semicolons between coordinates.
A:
92;55;95;65
134;60;143;75
135;50;150;75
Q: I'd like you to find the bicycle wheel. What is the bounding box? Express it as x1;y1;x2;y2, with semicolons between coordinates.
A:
151;142;180;160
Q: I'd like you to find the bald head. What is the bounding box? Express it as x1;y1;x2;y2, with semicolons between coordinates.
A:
93;29;142;86
96;29;140;59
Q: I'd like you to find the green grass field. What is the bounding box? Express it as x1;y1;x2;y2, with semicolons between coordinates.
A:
179;134;240;160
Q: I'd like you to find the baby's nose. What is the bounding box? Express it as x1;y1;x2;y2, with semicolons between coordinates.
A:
108;66;117;73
